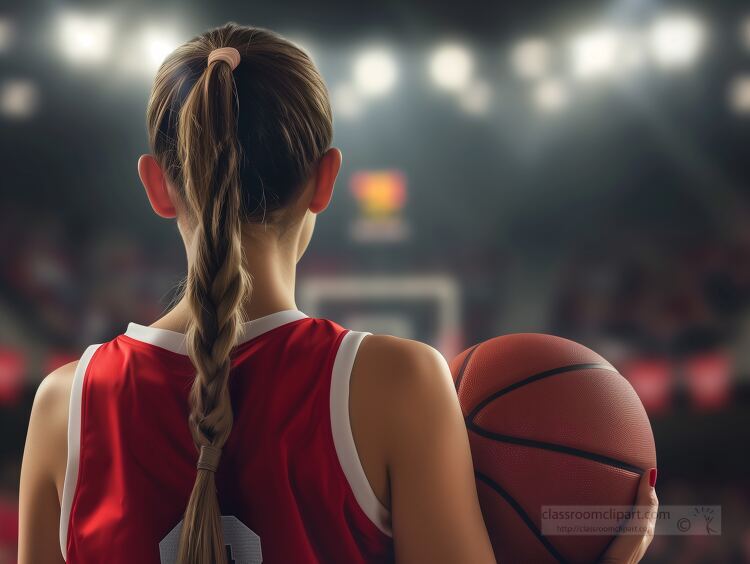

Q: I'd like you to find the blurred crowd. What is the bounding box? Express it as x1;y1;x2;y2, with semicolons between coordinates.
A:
553;228;750;361
0;204;181;350
551;224;750;414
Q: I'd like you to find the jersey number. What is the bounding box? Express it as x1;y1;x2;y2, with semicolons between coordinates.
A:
159;515;262;564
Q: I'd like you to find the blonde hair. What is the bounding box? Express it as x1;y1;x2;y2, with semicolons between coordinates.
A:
145;23;332;563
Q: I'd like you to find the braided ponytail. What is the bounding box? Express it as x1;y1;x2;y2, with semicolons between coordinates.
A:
175;48;249;564
145;23;334;564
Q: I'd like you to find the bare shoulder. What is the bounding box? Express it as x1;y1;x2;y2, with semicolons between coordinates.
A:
351;335;495;563
19;361;77;563
33;361;78;414
349;335;461;510
26;361;78;492
355;334;454;392
353;334;460;431
355;333;463;434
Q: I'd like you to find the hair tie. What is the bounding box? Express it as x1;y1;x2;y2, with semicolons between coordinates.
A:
197;444;222;473
207;47;241;71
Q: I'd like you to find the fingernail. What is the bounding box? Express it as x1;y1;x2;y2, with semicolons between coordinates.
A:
649;468;658;488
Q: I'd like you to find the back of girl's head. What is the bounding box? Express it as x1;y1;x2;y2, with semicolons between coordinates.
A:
148;23;333;220
144;23;332;564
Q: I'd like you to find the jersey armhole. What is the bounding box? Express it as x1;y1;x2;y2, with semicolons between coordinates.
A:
329;330;393;537
59;343;101;560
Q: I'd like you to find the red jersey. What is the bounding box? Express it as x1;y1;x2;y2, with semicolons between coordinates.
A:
59;310;394;563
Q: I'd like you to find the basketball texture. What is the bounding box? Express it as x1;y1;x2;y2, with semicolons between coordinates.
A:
450;334;656;564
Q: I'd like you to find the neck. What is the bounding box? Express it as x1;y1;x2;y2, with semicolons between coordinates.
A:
152;231;300;333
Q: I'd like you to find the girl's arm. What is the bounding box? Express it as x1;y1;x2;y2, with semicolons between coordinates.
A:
19;362;75;564
351;336;497;563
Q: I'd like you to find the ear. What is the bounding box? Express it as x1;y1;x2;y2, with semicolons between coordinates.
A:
137;154;177;218
308;147;342;214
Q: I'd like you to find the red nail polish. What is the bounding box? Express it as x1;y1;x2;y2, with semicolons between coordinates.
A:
649;468;658;487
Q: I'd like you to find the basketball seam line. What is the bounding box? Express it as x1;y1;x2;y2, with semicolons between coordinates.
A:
475;471;569;564
468;423;645;475
466;363;619;422
454;343;480;393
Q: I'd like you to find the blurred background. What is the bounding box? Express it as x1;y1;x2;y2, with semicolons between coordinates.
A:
1;0;750;561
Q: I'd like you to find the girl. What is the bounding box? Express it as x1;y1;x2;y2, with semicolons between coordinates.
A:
19;23;657;563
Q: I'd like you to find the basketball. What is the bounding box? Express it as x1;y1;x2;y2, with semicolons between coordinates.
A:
450;334;657;564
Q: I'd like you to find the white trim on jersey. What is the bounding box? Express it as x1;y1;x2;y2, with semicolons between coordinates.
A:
123;309;309;355
330;330;393;537
60;343;102;560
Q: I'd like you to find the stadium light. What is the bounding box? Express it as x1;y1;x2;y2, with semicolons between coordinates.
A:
0;79;39;119
353;47;398;98
532;78;569;113
144;28;182;71
729;75;750;115
57;11;113;65
458;81;492;116
0;17;14;53
510;37;551;80
569;28;621;80
649;13;705;69
118;25;183;78
429;43;474;92
332;82;364;119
